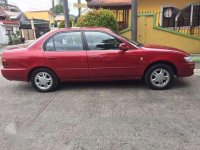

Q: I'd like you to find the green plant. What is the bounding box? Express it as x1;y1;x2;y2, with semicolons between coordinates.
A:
192;57;200;62
8;32;21;45
58;18;74;28
58;20;65;28
76;9;118;32
16;30;21;37
8;34;13;45
13;34;20;44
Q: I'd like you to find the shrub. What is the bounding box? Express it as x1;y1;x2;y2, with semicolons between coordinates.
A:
8;33;21;45
76;9;118;32
58;20;65;28
58;19;74;28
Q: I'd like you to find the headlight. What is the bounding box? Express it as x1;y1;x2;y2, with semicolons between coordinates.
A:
184;56;193;63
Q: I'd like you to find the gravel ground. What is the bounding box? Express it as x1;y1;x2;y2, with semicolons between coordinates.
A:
0;64;200;150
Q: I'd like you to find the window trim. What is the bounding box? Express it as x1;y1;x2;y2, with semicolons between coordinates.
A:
43;30;86;52
83;30;123;51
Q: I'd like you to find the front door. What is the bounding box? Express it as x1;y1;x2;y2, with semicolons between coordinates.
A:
84;31;138;80
43;31;88;81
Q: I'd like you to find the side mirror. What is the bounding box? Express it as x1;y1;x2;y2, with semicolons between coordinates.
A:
119;43;129;51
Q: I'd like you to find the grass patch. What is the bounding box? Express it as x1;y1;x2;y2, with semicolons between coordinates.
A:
192;57;200;62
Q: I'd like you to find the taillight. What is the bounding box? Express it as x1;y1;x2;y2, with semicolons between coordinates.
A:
2;58;8;67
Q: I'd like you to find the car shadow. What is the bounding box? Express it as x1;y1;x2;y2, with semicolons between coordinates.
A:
172;78;192;89
10;78;192;93
58;80;147;91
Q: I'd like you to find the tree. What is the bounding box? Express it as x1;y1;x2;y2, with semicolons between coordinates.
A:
51;4;64;14
76;9;118;32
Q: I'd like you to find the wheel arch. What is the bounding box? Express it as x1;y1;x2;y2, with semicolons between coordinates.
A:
28;66;59;81
143;61;177;79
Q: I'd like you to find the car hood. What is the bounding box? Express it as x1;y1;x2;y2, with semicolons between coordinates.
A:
142;44;189;55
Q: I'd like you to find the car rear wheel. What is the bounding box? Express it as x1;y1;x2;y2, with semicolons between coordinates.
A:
145;64;174;90
31;68;59;92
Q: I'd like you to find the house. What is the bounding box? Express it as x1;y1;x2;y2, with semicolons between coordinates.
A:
87;0;200;54
21;19;50;39
25;10;56;27
0;19;20;45
0;5;20;45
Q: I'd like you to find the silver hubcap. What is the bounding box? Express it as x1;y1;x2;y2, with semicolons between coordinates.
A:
34;72;53;90
150;69;170;88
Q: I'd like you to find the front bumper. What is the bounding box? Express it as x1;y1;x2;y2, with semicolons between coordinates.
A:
177;62;195;77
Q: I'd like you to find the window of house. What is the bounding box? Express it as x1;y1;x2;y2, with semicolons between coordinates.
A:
44;32;83;51
85;32;122;50
5;26;14;35
192;4;200;26
162;7;179;27
162;4;200;27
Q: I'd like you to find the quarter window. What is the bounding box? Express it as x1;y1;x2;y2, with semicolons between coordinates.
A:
45;32;83;51
85;32;122;50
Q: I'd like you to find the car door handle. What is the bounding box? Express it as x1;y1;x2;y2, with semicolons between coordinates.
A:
90;56;101;59
91;57;98;60
47;57;55;60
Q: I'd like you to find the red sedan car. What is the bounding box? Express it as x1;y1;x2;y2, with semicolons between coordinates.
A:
1;28;195;92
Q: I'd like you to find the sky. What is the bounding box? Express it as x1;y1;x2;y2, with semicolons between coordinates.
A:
8;0;87;15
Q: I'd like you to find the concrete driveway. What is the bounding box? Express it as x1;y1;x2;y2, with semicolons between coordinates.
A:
0;64;200;150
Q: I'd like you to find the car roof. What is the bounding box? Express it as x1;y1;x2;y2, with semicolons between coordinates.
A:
52;27;112;32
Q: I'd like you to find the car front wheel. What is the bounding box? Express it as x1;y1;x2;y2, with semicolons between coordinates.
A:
31;68;59;92
145;64;175;90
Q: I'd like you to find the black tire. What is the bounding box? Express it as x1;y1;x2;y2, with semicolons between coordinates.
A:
31;68;59;92
145;64;175;90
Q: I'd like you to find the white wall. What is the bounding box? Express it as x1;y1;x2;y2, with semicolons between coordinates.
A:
0;25;20;45
0;25;8;45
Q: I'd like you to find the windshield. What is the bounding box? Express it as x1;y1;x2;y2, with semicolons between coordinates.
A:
121;35;143;47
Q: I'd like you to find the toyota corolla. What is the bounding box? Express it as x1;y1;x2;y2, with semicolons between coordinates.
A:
1;28;195;92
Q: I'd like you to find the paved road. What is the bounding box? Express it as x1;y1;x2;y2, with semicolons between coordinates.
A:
0;65;200;150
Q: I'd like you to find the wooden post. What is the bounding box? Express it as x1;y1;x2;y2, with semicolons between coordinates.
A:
31;19;36;40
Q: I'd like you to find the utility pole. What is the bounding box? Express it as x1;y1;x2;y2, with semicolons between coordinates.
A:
52;0;55;9
78;0;81;17
131;0;138;41
63;0;70;28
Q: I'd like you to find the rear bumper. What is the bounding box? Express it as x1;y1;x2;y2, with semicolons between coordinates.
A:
177;62;195;77
1;68;28;81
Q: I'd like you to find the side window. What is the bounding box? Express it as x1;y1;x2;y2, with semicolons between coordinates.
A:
85;32;122;50
45;38;54;51
45;32;83;51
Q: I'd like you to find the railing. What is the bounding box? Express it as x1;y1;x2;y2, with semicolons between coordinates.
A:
118;21;129;31
154;11;200;38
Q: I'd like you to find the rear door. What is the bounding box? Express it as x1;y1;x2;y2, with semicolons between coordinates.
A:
43;31;88;81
